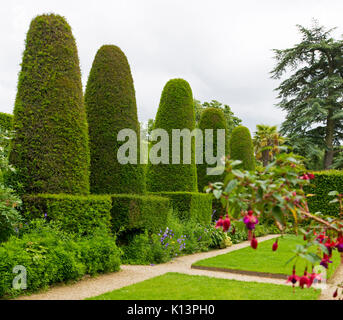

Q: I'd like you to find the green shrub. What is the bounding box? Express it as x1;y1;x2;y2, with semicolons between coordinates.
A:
21;194;112;235
305;170;343;217
0;113;13;131
110;194;170;233
229;126;255;171
146;78;197;192
0;220;121;298
153;192;212;225
197;107;229;192
10;14;90;195
85;45;145;194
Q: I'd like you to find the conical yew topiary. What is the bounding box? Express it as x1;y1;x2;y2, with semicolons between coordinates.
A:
229;125;255;171
146;78;197;192
197;107;228;191
85;45;145;194
10;14;90;194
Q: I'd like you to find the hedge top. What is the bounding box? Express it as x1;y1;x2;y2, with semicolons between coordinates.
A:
10;13;90;195
229;125;255;171
85;44;145;194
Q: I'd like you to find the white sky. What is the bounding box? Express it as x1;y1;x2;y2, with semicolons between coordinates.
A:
1;0;343;133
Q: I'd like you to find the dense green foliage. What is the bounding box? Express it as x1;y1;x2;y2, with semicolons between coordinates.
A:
154;192;212;225
146;79;197;192
85;45;145;194
229;126;255;170
21;194;112;235
0;220;121;298
197;107;228;192
0;113;13;131
271;22;343;169
121;211;230;265
110;194;170;233
305;170;343;217
10;14;90;195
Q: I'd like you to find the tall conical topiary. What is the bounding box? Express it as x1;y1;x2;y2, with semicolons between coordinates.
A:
10;14;90;194
197;107;228;192
146;78;197;192
229;126;255;171
85;45;145;194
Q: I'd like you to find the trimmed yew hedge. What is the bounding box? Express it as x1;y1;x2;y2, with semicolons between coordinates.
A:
10;14;90;195
146;78;197;193
305;170;343;217
229;126;255;171
152;192;212;225
110;194;171;233
85;45;145;194
197;107;228;192
21;194;112;235
0;113;13;131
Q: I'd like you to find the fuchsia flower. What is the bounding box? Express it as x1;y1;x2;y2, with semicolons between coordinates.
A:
299;173;315;180
243;210;259;230
309;269;323;287
215;216;224;229
223;215;231;232
299;269;311;289
272;239;278;251
320;254;333;269
315;232;327;244
287;266;300;288
333;289;338;298
336;236;343;253
324;238;336;256
251;234;258;249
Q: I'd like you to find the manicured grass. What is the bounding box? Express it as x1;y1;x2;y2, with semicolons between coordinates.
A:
88;272;320;300
193;235;340;279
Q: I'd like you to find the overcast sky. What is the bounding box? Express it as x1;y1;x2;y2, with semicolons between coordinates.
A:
1;0;343;133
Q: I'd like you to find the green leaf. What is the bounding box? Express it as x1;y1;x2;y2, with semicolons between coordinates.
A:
224;180;238;193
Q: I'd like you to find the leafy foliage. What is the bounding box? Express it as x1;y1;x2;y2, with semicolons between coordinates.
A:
10;14;90;195
85;45;145;194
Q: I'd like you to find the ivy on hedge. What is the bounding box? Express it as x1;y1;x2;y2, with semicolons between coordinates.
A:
152;192;212;225
0;113;13;131
110;194;170;233
21;194;112;235
85;45;145;194
10;14;90;195
229;126;255;171
305;170;343;217
146;78;197;192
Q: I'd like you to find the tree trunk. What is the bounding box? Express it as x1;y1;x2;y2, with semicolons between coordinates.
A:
262;149;269;167
324;109;335;169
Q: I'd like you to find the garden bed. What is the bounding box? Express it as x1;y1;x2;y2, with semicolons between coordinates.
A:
88;272;321;300
192;235;341;280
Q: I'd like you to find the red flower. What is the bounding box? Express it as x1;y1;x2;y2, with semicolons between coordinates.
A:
336;236;343;253
333;289;338;298
309;270;322;286
324;238;336;256
320;254;333;269
243;210;259;230
272;239;278;251
223;215;231;232
308;173;315;180
287;266;300;287
316;232;327;244
299;269;311;289
251;234;258;249
215;216;224;229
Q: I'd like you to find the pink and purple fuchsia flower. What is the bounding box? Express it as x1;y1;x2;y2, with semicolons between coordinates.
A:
243;210;259;230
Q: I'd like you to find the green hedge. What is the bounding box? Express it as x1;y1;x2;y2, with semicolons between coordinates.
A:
85;45;145;194
0;113;13;131
229;126;255;171
146;78;197;192
153;192;212;225
197;107;228;192
0;222;121;298
21;194;112;235
10;14;90;195
110;194;170;233
305;170;343;217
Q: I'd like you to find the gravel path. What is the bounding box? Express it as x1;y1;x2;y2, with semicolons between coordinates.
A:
16;234;280;300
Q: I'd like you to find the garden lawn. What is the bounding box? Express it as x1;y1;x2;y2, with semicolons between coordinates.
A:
88;272;320;300
193;235;340;279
